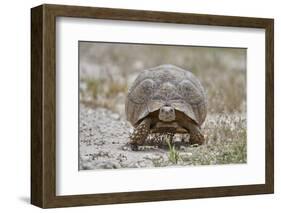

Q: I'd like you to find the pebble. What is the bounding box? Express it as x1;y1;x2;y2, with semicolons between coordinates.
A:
93;161;120;169
111;113;120;120
80;155;91;162
122;145;130;151
144;154;162;161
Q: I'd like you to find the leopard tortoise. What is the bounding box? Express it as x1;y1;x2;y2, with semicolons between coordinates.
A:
125;64;207;150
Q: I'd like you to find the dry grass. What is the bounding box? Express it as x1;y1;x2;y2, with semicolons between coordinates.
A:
179;113;247;165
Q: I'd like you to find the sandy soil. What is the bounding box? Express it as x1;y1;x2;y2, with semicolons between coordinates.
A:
79;105;246;170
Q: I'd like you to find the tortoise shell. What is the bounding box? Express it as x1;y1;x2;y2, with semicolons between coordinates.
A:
125;64;207;127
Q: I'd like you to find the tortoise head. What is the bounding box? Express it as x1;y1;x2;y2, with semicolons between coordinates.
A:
158;105;176;122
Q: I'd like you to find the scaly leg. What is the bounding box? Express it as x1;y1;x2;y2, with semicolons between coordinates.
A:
130;118;151;151
184;122;204;145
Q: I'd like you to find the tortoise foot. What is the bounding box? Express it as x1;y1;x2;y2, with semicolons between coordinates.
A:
190;132;204;145
129;118;151;146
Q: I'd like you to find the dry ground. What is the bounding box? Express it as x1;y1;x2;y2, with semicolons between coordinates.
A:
79;106;246;170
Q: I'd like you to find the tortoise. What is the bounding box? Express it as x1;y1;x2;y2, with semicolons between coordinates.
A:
125;64;207;150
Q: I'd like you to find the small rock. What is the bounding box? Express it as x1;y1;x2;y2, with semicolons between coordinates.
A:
112;141;119;144
80;155;91;162
93;161;120;169
144;154;162;161
111;113;120;120
122;145;129;151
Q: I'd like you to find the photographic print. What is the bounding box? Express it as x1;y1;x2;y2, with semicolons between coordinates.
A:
31;4;273;207
79;42;247;170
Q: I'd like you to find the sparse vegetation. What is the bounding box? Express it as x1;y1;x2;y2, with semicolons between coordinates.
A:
165;135;182;164
178;113;247;166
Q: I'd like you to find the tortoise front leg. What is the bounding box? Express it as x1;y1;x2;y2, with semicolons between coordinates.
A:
184;122;204;145
130;118;151;151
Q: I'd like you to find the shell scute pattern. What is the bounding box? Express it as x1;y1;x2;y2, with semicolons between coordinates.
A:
126;64;207;127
